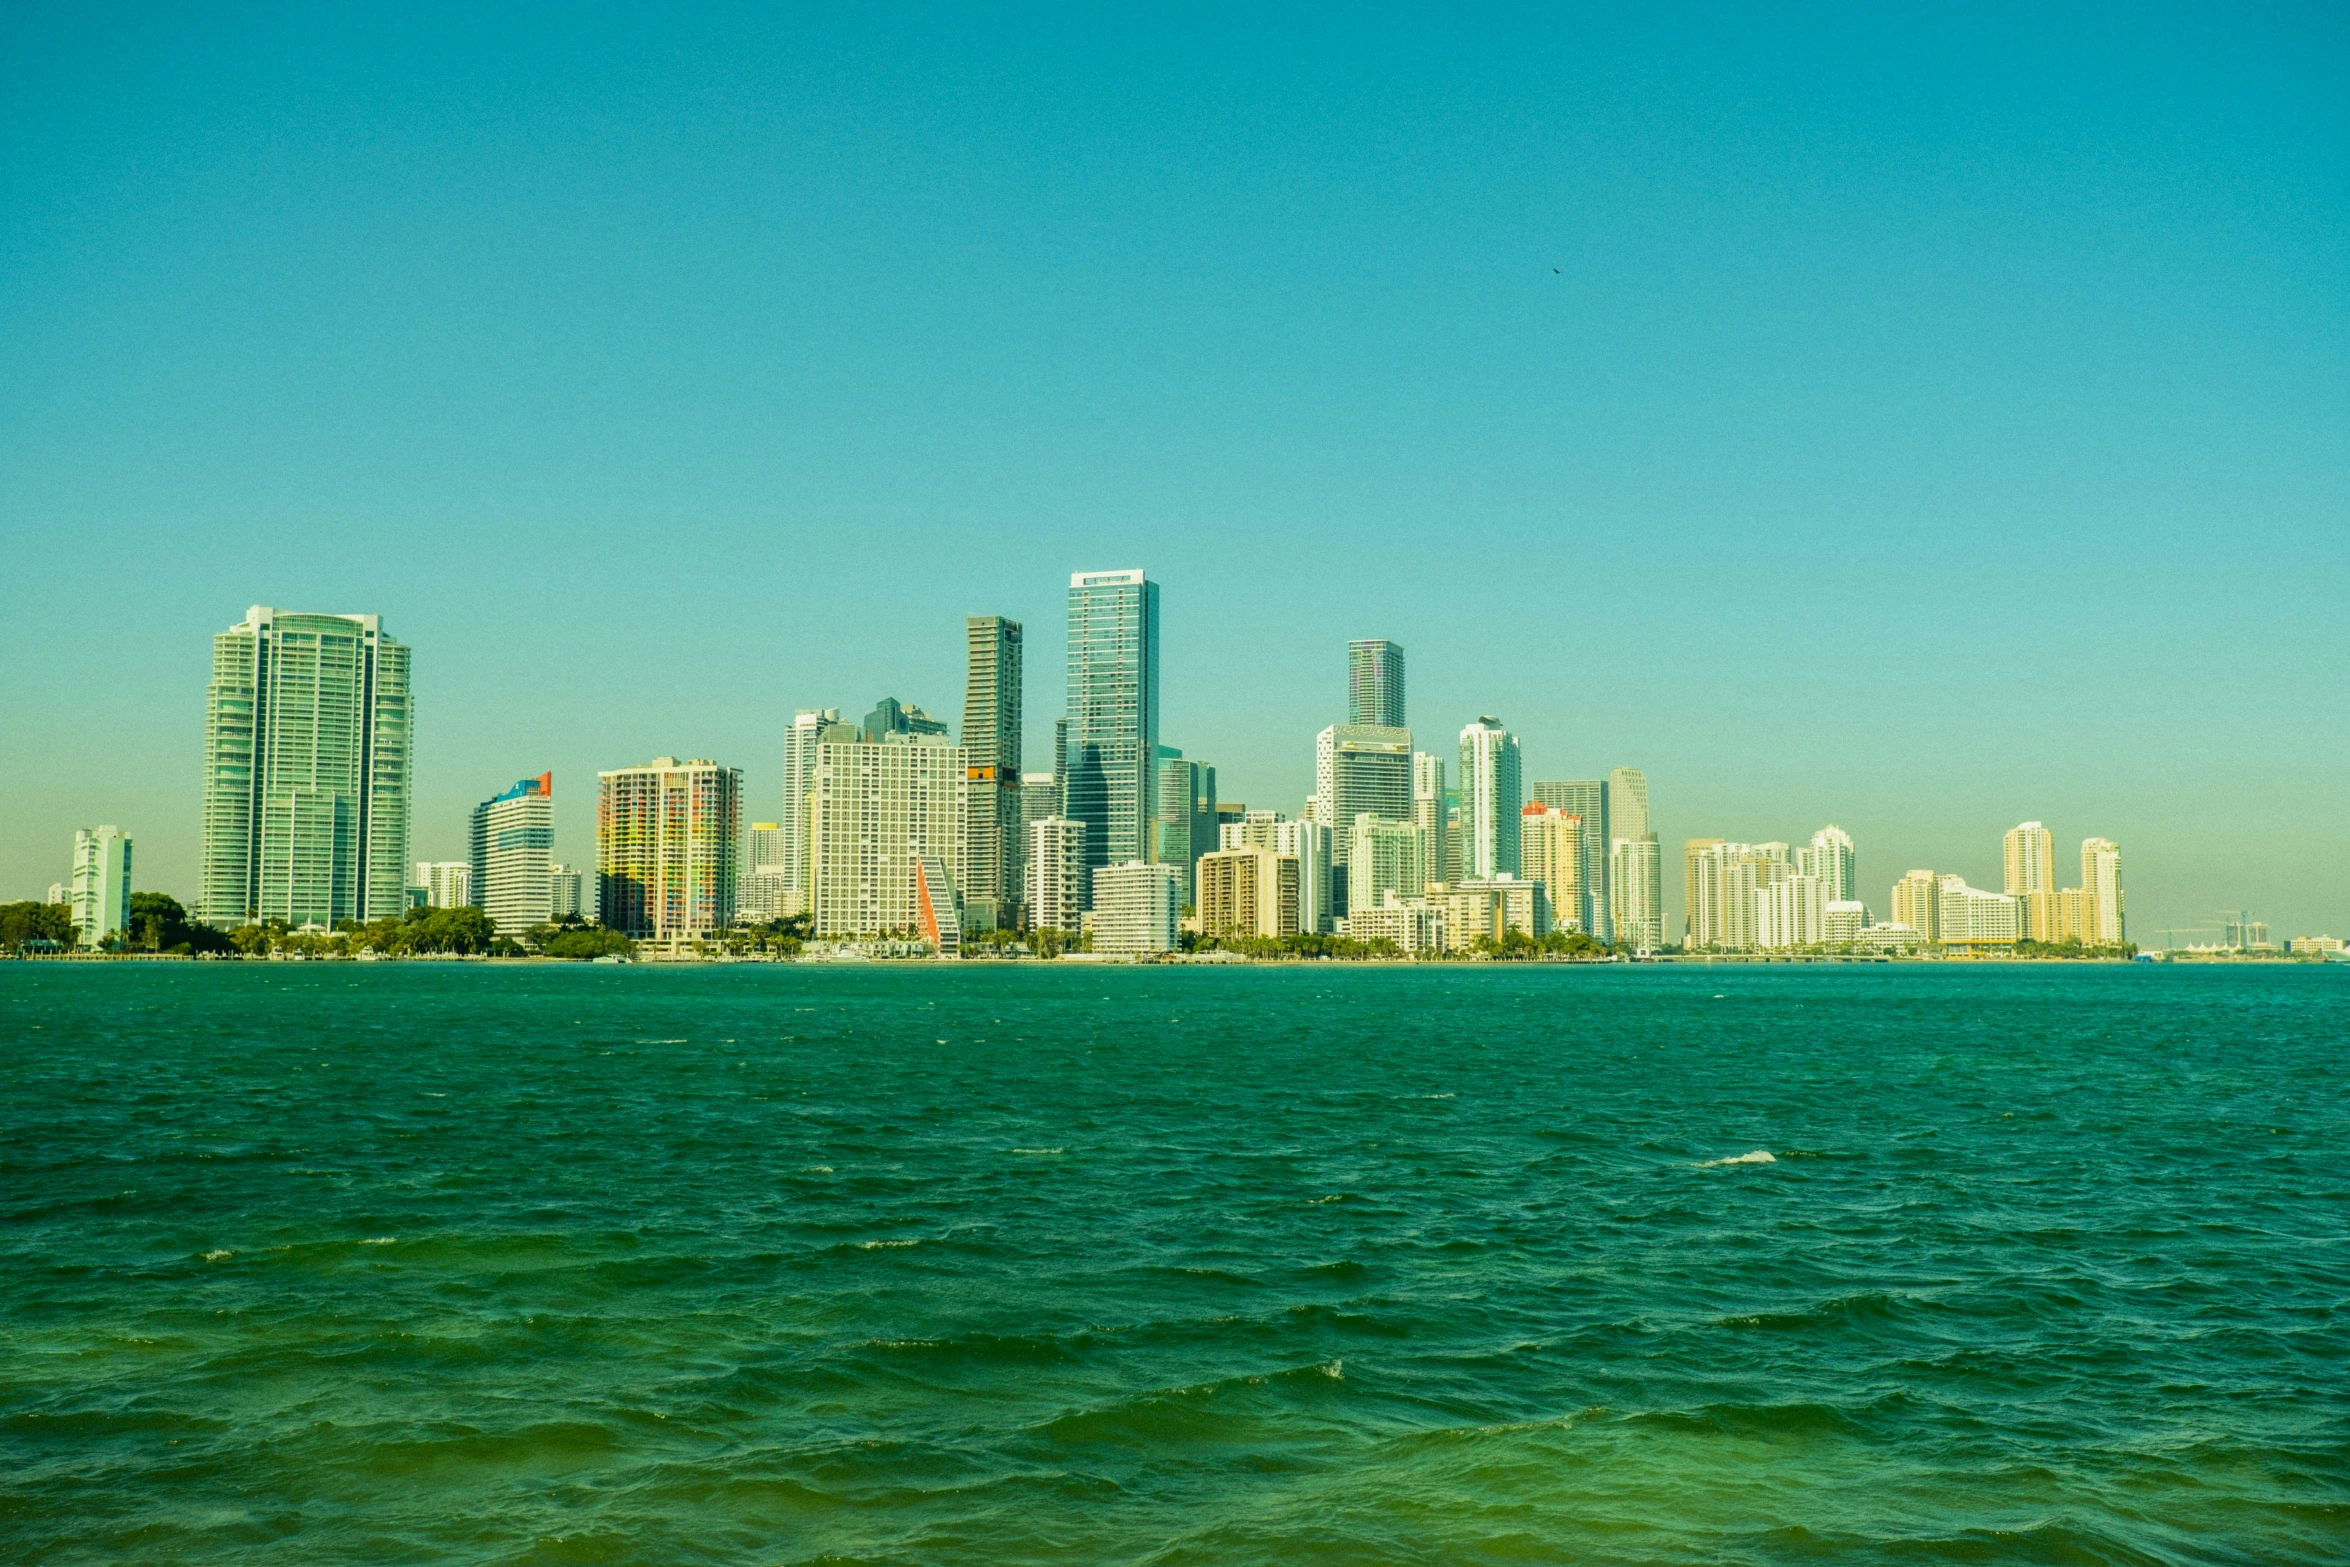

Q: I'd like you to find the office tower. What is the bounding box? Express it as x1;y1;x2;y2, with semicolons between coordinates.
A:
1154;752;1217;907
471;772;554;935
1349;815;1429;915
1457;717;1522;882
200;606;411;927
807;732;968;941
1518;804;1584;931
1891;869;1940;942
1532;780;1609;939
1316;723;1413;883
862;697;948;741
2003;821;2056;940
1412;753;1449;889
1797;825;1857;903
1196;847;1302;939
1610;836;1663;950
1091;862;1181;955
1347;640;1406;728
548;863;583;920
2082;838;2123;944
958;617;1025;933
1756;874;1827;950
781;710;841;916
1027;816;1088;935
597;758;742;945
1938;876;2022;949
1221;810;1331;933
416;861;472;908
1065;569;1159;891
70;826;132;948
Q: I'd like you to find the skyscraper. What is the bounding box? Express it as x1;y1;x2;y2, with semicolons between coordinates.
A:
1518;804;1584;931
961;616;1023;932
1316;724;1413;898
2082;838;2124;945
70;826;132;948
200;606;411;927
1154;751;1217;907
1532;780;1608;939
1065;569;1159;892
416;861;471;908
1027;816;1087;935
1891;869;1940;942
1348;815;1429;914
1608;767;1657;945
597;758;742;945
1090;861;1181;955
2004;820;2056;940
808;732;968;940
781;709;841;915
470;772;555;935
1412;752;1448;891
1800;825;1857;903
1457;717;1522;882
1347;639;1406;728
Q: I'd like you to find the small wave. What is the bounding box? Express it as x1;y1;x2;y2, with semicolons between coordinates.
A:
201;1249;232;1261
1009;1147;1065;1156
1308;1193;1350;1204
1699;1150;1777;1166
799;1165;834;1174
856;1239;919;1249
358;1236;397;1246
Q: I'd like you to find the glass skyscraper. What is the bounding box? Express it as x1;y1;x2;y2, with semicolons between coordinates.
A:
1347;639;1406;728
200;606;411;928
961;616;1023;930
1064;569;1159;892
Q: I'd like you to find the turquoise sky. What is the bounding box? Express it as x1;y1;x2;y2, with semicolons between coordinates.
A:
3;5;2345;941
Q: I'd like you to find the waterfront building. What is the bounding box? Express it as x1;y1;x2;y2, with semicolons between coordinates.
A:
1518;804;1585;933
2082;838;2123;945
1064;569;1159;893
780;709;842;916
1196;847;1302;939
1610;835;1663;950
808;733;967;941
961;616;1024;933
1090;861;1181;955
1682;839;1726;949
1824;900;1868;945
1018;771;1061;910
1938;876;2022;949
1026;816;1088;935
1347;639;1406;728
69;826;132;948
1153;752;1218;908
1316;724;1414;902
1799;825;1857;903
1857;921;1924;953
1532;780;1608;938
1348;815;1428;915
2052;887;2088;944
912;857;962;957
1342;893;1446;955
1891;870;1941;943
1756;873;1827;950
2004;821;2057;940
417;861;472;909
1220;810;1331;933
470;773;555;936
1412;754;1449;895
1684;840;1788;951
1439;877;1549;950
200;606;411;927
1457;717;1522;882
597;758;742;945
549;863;583;920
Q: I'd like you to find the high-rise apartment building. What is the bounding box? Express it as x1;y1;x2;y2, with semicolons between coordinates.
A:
1800;825;1857;903
1518;804;1585;932
597;758;742;945
1891;870;1940;942
470;772;555;935
808;733;968;941
201;606;411;927
2004;821;2056;940
960;616;1024;933
1756;874;1827;950
1347;639;1406;728
1458;717;1522;882
1316;725;1413;892
1348;815;1428;915
780;709;842;914
1610;836;1663;950
2082;838;2123;945
1440;879;1550;949
1683;840;1789;950
1220;810;1330;933
417;861;471;909
1412;753;1449;892
1938;876;2022;949
70;826;132;948
1090;862;1180;955
1027;816;1087;935
548;863;583;920
1196;847;1302;939
1065;570;1159;892
1154;752;1217;908
1605;768;1656;945
1532;780;1608;939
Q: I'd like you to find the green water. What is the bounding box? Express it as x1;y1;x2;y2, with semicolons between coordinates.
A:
2;963;2343;1564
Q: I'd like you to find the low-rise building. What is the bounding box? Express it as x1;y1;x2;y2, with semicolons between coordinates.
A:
1342;893;1446;955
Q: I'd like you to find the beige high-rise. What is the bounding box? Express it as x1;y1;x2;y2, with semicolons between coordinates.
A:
2003;821;2057;940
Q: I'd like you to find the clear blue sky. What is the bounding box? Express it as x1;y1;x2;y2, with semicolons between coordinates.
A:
3;4;2345;941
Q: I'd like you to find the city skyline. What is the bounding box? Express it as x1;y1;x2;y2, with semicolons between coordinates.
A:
3;12;2342;939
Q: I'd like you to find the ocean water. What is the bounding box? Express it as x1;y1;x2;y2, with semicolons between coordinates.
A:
2;963;2344;1565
